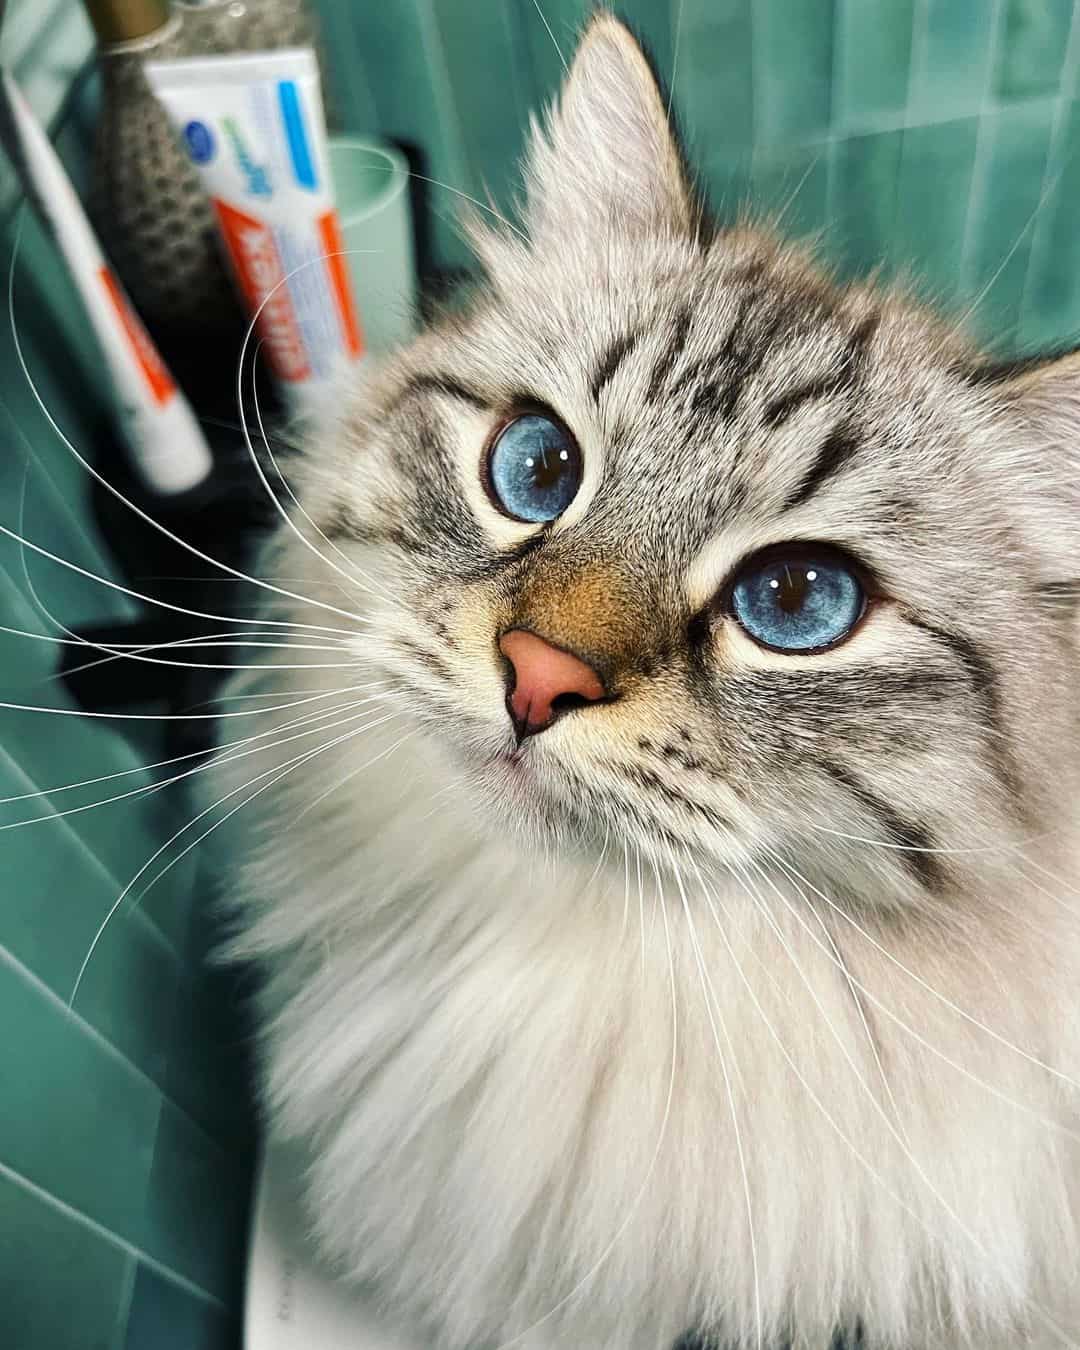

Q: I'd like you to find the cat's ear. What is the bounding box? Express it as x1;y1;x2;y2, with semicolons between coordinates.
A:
524;13;694;246
969;348;1080;401
971;348;1080;445
971;349;1080;599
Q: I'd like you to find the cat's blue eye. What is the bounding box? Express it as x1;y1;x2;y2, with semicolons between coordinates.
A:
485;414;582;524
729;546;865;653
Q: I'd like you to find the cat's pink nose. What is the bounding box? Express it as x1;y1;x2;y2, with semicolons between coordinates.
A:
499;629;606;739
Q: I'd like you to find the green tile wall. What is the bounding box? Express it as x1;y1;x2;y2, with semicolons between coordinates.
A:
908;1;996;119
998;0;1075;99
6;2;1080;1348
312;0;1080;352
835;0;916;124
0;12;252;1347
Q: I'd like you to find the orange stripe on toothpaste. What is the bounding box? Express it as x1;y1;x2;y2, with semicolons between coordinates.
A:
98;267;176;406
212;198;311;383
316;210;364;359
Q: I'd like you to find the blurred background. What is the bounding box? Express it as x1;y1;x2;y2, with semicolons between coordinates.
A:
0;2;1078;1348
316;0;1080;354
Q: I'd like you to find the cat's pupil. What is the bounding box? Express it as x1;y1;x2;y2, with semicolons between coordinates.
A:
774;566;811;615
530;447;565;490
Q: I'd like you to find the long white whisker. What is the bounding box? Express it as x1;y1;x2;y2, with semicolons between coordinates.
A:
233;255;404;609
2;690;396;830
55;644;363;676
0;681;388;723
756;840;1080;1095
0;621;346;654
134;708;408;923
684;853;964;1250
528;0;568;75
0;477;364;639
212;683;371;703
671;854;762;1350
1008;860;1080;922
69;703;403;1005
492;854;679;1349
288;722;415;823
739;852;901;1114
1008;848;1080;904
804;812;1068;861
787;860;911;1146
7;215;376;631
49;620;358;680
409;776;467;830
619;837;631;938
401;168;529;242
581;825;611;894
248;340;396;607
0;681;387;805
771;153;823;233
759;850;1080;1147
668;0;685;120
14;485;368;686
635;846;646;981
957;151;1073;333
728;851;1075;1346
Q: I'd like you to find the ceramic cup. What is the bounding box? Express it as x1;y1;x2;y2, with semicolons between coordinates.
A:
328;136;417;357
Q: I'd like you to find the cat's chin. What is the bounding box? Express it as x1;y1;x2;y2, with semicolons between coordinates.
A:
445;733;603;855
472;741;559;818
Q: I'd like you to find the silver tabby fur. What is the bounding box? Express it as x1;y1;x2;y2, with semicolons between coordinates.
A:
215;15;1080;1349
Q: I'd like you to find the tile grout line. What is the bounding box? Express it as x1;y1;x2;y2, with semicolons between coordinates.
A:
110;1249;139;1350
888;0;931;276
747;0;760;151
904;0;931;114
0;740;182;965
0;1156;229;1312
824;0;845;233
498;0;537;150
709;90;1066;170
1015;0;1080;345
0;21;95;228
416;0;475;209
3;390;129;590
0;939;232;1157
957;0;1009;305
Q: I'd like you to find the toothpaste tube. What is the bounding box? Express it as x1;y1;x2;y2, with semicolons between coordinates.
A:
0;68;214;495
145;48;364;407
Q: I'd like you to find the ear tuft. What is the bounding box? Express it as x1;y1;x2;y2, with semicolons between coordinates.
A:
525;13;694;247
974;348;1080;433
973;348;1080;590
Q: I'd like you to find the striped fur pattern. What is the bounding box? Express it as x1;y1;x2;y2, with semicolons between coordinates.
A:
215;15;1080;1349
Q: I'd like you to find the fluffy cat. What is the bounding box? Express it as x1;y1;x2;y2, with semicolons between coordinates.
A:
215;14;1080;1349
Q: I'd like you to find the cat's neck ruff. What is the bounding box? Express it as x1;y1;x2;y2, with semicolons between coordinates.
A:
224;700;1080;1349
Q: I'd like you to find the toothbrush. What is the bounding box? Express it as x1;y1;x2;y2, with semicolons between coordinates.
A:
0;63;214;495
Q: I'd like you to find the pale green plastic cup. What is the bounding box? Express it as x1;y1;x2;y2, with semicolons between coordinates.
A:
328;137;417;357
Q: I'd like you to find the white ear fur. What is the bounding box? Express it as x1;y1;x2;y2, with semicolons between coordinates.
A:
525;14;693;246
985;350;1080;587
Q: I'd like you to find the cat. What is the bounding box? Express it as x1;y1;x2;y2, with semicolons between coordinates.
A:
214;13;1080;1349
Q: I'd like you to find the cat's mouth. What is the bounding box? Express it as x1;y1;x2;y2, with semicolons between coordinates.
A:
495;743;533;778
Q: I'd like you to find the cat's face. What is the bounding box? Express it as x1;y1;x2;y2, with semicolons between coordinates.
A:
306;17;1079;911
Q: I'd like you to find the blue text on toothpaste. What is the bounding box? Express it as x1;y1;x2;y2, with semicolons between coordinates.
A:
222;116;271;196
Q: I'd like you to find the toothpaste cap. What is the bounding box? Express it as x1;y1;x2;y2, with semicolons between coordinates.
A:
82;0;169;46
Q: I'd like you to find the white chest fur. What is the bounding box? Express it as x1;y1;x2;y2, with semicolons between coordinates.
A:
225;726;1080;1350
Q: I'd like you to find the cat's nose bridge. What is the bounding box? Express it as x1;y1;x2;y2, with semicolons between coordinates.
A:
506;560;655;686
